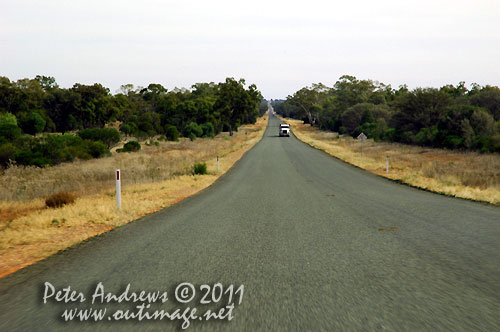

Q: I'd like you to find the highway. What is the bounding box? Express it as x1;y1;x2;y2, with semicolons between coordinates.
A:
1;113;499;331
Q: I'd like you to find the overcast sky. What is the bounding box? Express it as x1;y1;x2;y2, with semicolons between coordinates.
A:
2;0;500;98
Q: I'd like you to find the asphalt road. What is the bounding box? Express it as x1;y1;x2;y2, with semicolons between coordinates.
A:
1;113;500;331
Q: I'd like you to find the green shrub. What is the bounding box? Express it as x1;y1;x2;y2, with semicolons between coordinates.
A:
201;122;215;138
415;126;439;146
399;131;415;144
19;112;46;135
383;128;396;142
165;125;179;141
443;135;463;149
0;113;22;141
188;132;196;141
192;162;207;175
122;140;141;152
491;135;500;152
14;150;51;167
119;123;133;136
77;128;120;148
66;146;92;160
85;141;109;158
0;143;18;166
184;122;203;138
474;136;492;153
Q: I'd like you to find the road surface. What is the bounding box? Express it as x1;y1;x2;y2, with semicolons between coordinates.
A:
1;113;499;331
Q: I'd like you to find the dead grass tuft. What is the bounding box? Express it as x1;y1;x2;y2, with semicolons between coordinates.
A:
45;192;76;208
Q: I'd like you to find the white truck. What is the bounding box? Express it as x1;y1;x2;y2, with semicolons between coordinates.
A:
279;123;290;137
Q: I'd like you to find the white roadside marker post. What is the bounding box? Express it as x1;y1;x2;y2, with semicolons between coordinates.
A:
386;156;389;174
116;169;121;210
217;156;220;172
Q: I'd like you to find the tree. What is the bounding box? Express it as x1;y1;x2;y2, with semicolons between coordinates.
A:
333;75;378;112
214;78;261;136
470;86;500;120
183;122;203;138
19;112;46;135
35;75;58;91
470;109;497;136
287;84;330;125
392;88;452;134
0;113;21;140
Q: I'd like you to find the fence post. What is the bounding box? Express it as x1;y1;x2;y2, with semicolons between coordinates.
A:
116;169;121;210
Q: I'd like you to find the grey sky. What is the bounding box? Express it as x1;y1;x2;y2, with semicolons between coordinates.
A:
2;0;500;98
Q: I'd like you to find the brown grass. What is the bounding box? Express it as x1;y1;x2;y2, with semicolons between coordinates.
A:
0;114;268;277
281;116;500;205
45;192;76;208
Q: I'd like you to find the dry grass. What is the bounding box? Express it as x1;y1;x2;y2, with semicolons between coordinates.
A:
282;116;500;205
0;114;268;277
45;192;76;208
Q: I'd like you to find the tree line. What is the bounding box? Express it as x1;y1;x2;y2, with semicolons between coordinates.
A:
273;75;500;153
0;76;263;167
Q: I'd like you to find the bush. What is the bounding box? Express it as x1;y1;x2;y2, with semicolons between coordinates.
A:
443;135;463;149
0;113;22;141
399;131;415;144
474;135;492;153
122;140;141;152
192;162;207;175
201;122;215;138
0;143;18;166
19;112;46;135
45;192;76;208
119;123;133;136
383;128;396;142
184;122;203;138
165;125;179;141
491;135;500;153
66;146;92;160
77;128;120;148
85;141;109;158
415;126;439;146
14;150;52;167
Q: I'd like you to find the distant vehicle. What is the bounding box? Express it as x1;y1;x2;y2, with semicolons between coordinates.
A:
279;123;290;137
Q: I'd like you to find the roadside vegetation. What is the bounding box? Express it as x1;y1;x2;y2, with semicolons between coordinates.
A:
0;74;268;277
283;117;500;204
0;76;267;168
274;75;500;153
0;113;268;277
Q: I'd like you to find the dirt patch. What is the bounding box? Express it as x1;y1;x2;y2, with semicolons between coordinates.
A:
0;223;113;278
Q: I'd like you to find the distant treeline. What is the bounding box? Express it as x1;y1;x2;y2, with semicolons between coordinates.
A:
0;76;264;167
273;75;500;153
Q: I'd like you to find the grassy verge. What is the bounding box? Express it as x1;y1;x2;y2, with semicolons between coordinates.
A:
280;116;500;205
0;114;268;277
